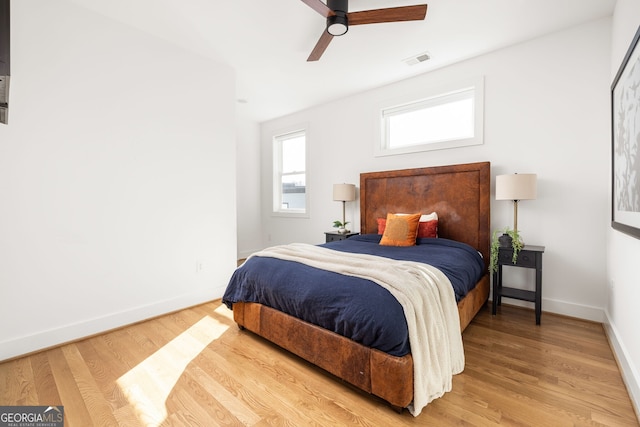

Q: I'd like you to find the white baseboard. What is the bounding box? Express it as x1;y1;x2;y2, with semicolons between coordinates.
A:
491;296;605;323
603;312;640;421
541;297;605;323
0;289;222;362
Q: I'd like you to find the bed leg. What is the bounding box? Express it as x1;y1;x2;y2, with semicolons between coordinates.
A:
390;405;404;414
237;324;245;331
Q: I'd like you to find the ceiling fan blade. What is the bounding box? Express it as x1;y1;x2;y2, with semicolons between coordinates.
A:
348;4;427;26
300;0;335;18
307;30;334;61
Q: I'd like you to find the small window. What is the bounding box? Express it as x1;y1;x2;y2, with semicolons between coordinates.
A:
273;129;307;216
377;77;484;156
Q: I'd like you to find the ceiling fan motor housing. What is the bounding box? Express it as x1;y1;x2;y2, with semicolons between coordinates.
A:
327;0;348;36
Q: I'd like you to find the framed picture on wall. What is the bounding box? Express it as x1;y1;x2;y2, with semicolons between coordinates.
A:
611;24;640;240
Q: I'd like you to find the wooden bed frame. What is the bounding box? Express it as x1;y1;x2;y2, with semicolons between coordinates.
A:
232;161;491;410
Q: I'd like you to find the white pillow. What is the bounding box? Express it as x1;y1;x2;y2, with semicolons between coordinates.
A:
397;212;438;222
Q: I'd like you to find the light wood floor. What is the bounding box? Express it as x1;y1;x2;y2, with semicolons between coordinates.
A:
1;301;638;426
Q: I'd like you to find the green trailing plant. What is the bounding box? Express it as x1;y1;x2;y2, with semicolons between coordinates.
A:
489;227;524;273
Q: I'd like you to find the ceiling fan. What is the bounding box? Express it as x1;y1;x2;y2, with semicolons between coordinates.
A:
301;0;428;61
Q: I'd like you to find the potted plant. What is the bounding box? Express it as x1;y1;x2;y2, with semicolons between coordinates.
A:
333;220;350;234
489;227;524;273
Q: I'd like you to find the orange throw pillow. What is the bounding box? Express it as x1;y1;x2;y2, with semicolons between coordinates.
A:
379;213;421;246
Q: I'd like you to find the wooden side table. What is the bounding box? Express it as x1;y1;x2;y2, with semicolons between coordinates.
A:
324;231;359;242
492;245;545;324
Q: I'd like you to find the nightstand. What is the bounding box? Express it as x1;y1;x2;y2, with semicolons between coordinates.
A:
324;231;359;242
492;245;545;324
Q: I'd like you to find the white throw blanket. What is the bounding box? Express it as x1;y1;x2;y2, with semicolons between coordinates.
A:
250;243;464;416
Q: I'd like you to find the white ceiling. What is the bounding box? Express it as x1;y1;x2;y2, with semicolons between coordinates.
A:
71;0;615;123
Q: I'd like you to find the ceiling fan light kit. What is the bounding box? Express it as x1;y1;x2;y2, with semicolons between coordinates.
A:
327;13;348;36
301;0;428;61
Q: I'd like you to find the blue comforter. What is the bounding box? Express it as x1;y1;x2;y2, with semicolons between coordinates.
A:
222;234;485;356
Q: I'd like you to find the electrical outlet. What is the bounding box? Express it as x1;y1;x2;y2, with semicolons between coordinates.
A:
196;260;203;273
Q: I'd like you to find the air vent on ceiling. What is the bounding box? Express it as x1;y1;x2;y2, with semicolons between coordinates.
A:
403;51;430;66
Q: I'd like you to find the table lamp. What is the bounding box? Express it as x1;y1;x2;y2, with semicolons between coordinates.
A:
495;173;537;235
333;183;356;233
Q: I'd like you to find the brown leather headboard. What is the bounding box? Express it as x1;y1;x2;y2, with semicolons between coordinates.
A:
360;162;490;269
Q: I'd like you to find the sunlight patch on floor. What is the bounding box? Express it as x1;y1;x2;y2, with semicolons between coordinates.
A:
116;314;229;426
213;302;234;322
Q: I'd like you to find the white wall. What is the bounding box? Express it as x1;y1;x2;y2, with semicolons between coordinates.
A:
261;19;611;323
0;1;237;360
606;0;640;416
236;114;262;259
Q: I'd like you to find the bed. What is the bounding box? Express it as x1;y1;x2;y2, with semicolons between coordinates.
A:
223;161;490;414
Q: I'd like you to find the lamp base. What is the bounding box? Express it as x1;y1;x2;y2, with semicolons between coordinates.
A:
498;233;512;248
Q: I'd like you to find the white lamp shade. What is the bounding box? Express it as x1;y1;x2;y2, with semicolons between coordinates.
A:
333;183;356;202
496;174;537;201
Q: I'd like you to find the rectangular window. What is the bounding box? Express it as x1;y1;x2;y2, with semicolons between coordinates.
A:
273;129;307;215
377;76;484;156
